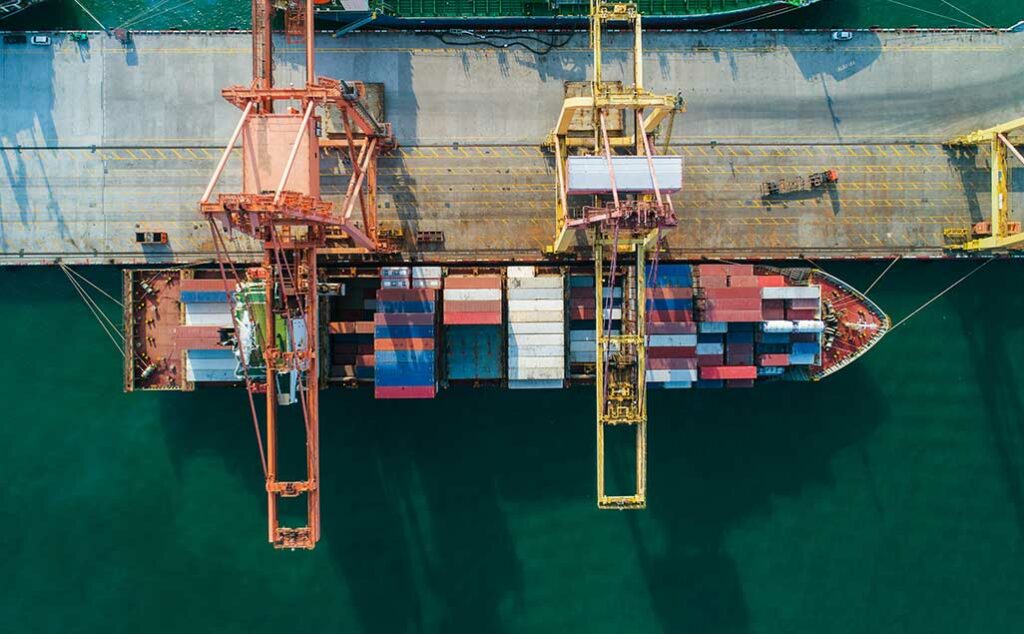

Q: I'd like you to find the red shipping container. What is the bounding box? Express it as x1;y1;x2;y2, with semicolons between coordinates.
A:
757;275;787;288
647;309;693;322
374;337;435;351
789;298;821;310
762;307;785;320
703;309;763;322
758;353;790;366
374;386;436;399
699;275;728;288
728;275;760;288
726;379;756;388
180;278;232;291
375;312;435;326
443;300;502;313
647;346;696;359
647;357;698;370
646;287;694;299
444;275;502;289
377;288;436;301
705;298;761;311
786;308;819;320
704;287;761;299
699;264;753;276
696;354;724;366
700;365;757;380
725;342;754;354
443;312;502;325
569;287;596;299
762;299;784;309
648;321;697;335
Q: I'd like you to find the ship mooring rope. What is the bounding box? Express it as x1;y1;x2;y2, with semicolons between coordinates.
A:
889;257;994;332
880;0;979;29
863;255;902;296
59;262;124;357
938;0;992;28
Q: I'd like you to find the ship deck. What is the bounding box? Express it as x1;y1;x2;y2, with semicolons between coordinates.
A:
1;30;1021;264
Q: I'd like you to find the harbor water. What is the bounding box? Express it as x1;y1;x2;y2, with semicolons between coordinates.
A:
1;260;1023;632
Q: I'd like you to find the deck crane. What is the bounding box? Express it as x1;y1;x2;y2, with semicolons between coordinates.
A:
199;0;395;549
944;117;1024;251
546;1;682;509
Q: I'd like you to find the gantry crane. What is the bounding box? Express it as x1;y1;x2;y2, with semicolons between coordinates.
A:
944;117;1024;251
546;1;682;509
199;0;394;549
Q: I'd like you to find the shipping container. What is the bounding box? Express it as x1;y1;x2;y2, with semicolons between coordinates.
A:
758;353;790;366
649;322;698;335
566;155;683;194
180;290;231;304
508;379;563;390
699;366;757;380
185;349;237;383
374;312;435;326
698;264;752;277
762;285;821;300
506;266;536;278
444;312;503;326
649;334;698;347
509;322;565;335
444;275;502;289
374;386;436;399
507;276;563;289
445;288;502;302
445;325;503;380
646;369;699;383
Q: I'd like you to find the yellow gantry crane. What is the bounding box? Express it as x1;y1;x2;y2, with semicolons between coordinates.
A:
945;117;1024;251
546;1;683;509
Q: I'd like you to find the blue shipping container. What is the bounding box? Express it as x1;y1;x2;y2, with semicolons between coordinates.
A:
446;325;503;380
374;368;436;387
374;350;436;365
181;290;231;304
791;342;821;356
646;298;693;311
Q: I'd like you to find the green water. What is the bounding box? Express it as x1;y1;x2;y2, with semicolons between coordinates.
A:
2;261;1023;632
1;0;1020;30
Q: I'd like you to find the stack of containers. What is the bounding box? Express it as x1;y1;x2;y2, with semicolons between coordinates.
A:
180;278;233;327
412;266;443;290
374;280;438;399
695;264;761;388
507;266;565;389
645;264;697;389
443;272;504;381
381;266;411;289
567;273;621;372
760;284;823;368
328;278;377;382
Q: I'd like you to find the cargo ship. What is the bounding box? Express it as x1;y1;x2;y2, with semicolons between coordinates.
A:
314;0;822;29
123;262;888;394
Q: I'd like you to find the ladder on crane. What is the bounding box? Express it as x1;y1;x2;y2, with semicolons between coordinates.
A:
545;0;680;509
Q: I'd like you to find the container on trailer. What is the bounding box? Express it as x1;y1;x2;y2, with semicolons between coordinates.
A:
566;155;683;194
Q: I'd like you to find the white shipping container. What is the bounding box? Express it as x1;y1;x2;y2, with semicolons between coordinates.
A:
411;266;443;278
381;279;410;289
507;345;564;357
509;333;565;346
793;320;825;333
445;288;502;301
761;286;821;300
506;288;564;301
507;266;536;278
570;339;619;352
412;279;442;289
185;350;237;382
509;366;565;381
648;334;697;347
185;303;232;327
509;379;564;390
508;299;563;312
695;343;724;355
507;276;563;290
762;320;795;333
646;369;699;383
508;310;564;323
508;356;564;369
567;155;683;195
381;266;410;276
509;322;565;335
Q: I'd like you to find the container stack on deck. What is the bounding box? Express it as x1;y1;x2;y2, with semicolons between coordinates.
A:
374;267;438;399
759;284;823;371
328;277;378;382
507;266;565;389
179;278;236;384
645;264;697;389
443;271;504;381
694;264;767;388
568;273;622;372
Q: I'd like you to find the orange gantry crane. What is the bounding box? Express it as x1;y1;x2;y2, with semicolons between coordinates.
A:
199;0;394;549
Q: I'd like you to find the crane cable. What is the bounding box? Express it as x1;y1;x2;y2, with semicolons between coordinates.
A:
58;262;125;357
889;257;994;332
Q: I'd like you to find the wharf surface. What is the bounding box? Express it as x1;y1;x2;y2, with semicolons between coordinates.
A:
0;30;1021;265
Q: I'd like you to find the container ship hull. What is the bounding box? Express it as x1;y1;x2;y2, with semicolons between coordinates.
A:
314;0;821;30
123;262;888;394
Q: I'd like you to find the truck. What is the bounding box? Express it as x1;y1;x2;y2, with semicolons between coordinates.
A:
761;169;838;196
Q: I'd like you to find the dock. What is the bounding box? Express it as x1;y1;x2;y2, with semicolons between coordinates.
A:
1;30;1022;264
